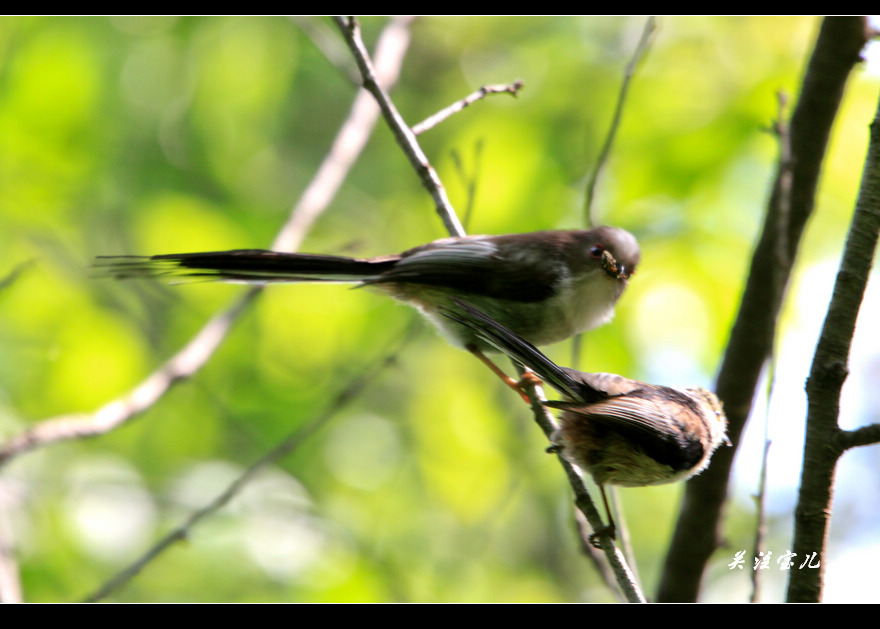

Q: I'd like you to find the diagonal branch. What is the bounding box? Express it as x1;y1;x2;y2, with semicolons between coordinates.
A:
333;16;466;238
517;371;645;603
571;16;656;371
411;80;524;136
273;16;414;253
337;15;644;601
583;15;657;229
0;289;257;465
82;346;400;603
751;89;791;604
0;15;415;605
0;16;415;467
338;16;647;601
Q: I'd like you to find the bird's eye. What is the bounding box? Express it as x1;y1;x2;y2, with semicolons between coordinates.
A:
589;244;605;258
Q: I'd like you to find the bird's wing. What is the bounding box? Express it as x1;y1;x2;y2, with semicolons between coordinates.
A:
368;238;561;303
550;391;705;471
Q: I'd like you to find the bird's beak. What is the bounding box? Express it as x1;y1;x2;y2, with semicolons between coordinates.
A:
601;250;630;280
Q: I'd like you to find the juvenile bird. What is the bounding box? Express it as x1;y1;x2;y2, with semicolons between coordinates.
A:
441;298;729;543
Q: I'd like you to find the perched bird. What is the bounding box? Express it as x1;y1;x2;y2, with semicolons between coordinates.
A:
97;227;639;378
440;298;729;543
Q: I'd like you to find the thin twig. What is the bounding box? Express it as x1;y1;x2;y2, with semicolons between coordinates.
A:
572;510;625;602
751;91;790;604
750;436;772;604
610;489;642;590
411;81;524;136
583;16;656;229
334;16;466;238
274;15;415;253
83;347;401;602
338;14;642;601
289;16;361;84
0;289;258;464
571;15;656;371
449;141;484;232
771;90;794;305
516;366;645;603
0;260;33;295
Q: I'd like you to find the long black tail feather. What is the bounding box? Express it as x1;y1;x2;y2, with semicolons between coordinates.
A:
440;298;589;400
95;250;400;283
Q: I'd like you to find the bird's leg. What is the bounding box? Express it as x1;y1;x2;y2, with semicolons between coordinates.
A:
466;345;536;404
588;484;617;548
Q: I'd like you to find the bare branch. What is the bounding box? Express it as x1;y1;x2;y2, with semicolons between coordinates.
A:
789;82;880;603
752;91;791;604
333;16;466;238
0;288;257;465
750;436;772;603
83;348;401;603
572;15;656;369
448;141;484;232
0;482;22;603
0;16;414;467
0;260;33;296
516;367;646;603
411;81;524;136
336;17;644;601
572;510;625;602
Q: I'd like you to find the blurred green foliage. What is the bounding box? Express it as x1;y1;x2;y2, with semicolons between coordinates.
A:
0;16;876;603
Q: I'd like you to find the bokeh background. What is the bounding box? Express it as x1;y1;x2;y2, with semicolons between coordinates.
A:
0;16;878;603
